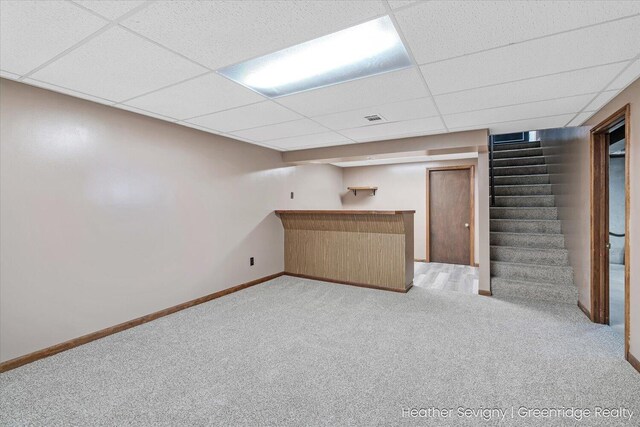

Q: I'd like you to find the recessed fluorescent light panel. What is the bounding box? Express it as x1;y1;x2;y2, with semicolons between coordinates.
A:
219;16;412;98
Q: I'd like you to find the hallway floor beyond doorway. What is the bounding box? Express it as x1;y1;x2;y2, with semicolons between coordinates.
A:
413;262;478;294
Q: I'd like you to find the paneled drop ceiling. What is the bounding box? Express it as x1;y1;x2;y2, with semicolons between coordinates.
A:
1;0;639;151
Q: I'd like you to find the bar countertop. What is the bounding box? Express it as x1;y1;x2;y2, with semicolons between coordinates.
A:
275;210;415;215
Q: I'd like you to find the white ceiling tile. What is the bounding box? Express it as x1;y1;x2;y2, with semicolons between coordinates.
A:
0;1;107;75
278;68;427;117
188;101;302;132
312;97;438;130
121;1;385;69
608;59;640;90
177;121;223;134
583;90;619;112
421;16;640;95
30;27;207;102
567;111;596;127
113;104;178;122
22;78;116;105
388;1;418;10
397;1;640;64
230;119;328;142
1;70;20;79
450;114;576;134
124;73;264;120
267;132;352;150
443;94;592;129
340;116;445;142
73;0;146;20
434;62;626;115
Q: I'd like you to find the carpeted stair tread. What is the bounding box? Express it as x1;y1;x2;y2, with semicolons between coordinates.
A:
490;219;562;234
490;207;558;220
493;195;555;207
492;156;546;167
492;141;541;151
492;147;543;159
491;277;578;304
493;184;553;196
493;164;548;176
490;231;565;249
491;260;573;285
490;245;570;266
494;174;550;185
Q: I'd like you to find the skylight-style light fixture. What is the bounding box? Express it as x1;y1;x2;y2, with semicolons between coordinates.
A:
219;16;412;98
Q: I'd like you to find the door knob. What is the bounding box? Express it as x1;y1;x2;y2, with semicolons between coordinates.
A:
606;242;611;250
464;223;470;228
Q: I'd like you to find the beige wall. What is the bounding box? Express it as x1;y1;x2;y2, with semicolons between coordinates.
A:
342;159;480;262
537;126;591;303
585;79;639;360
537;78;639;360
0;79;343;362
341;157;491;293
282;129;488;164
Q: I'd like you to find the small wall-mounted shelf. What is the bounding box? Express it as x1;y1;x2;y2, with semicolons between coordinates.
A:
348;186;378;196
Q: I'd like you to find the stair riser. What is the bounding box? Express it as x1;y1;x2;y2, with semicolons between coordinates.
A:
493;147;544;159
493;165;548;176
491;262;573;285
490;220;562;234
490;207;558;220
490;233;565;249
493;141;541;151
492;157;546;167
493;185;552;196
490;246;569;266
494;175;550;185
494;196;555;207
491;278;577;304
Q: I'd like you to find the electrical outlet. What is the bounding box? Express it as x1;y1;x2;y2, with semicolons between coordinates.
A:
250;257;254;266
290;192;294;199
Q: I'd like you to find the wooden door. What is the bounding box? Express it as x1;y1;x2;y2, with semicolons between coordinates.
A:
427;166;474;265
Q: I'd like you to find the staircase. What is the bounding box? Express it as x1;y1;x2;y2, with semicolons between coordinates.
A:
489;140;578;304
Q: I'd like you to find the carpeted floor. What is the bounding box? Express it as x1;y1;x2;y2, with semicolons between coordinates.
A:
1;276;639;426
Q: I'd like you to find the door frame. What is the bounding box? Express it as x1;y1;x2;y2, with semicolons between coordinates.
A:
590;104;631;359
425;165;475;266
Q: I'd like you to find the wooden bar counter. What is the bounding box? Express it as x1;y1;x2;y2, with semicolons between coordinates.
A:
275;210;414;292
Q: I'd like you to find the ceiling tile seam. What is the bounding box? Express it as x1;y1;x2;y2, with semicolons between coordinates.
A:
117;25;214;72
352;128;448;143
567;111;597;127
430;59;632;97
388;1;422;14
331;113;443;132
310;94;436;121
415;12;640;67
447;112;584;131
179;100;266;122
174;121;284;151
439;91;603;117
114;105;179;122
186;116;309;135
211;71;361;145
18;1;155;81
384;1;449;132
20;77;118;105
67;0;152;22
114;70;214;105
562;54;639;127
241;127;346;144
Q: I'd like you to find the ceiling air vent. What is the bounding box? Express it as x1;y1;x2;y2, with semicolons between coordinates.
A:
364;114;385;122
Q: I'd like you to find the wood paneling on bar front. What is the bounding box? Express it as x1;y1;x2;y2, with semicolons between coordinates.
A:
276;211;415;292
